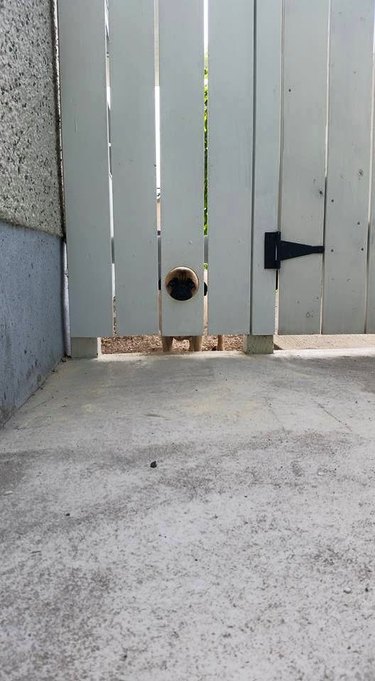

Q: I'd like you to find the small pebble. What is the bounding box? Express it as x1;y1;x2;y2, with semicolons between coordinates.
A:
4;491;13;495
150;461;157;468
65;513;71;517
343;587;352;594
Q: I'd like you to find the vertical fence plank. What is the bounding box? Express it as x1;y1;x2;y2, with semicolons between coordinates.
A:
368;229;375;332
58;0;113;337
251;0;282;336
208;0;254;334
278;0;329;335
322;0;374;334
159;0;204;337
109;0;158;335
367;93;375;332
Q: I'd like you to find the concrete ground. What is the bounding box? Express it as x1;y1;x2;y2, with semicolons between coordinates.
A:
1;350;375;681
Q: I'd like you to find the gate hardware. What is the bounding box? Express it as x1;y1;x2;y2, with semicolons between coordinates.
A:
264;231;324;270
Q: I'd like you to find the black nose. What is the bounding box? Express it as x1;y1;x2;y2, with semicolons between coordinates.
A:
170;286;193;301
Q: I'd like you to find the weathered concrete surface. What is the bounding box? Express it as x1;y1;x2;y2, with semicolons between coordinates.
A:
275;334;375;350
1;350;375;681
0;221;64;426
0;0;62;235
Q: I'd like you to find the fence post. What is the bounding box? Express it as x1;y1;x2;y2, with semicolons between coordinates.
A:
70;338;101;359
243;335;274;355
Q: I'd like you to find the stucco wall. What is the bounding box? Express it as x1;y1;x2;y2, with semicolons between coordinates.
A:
0;0;63;235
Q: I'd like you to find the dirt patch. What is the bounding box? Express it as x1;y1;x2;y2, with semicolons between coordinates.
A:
102;335;244;354
102;333;375;354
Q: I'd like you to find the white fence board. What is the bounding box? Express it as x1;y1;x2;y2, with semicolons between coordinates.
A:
278;0;329;335
208;0;254;334
322;0;374;334
251;0;282;336
368;231;375;332
367;98;375;332
159;0;204;337
58;0;113;337
109;0;158;335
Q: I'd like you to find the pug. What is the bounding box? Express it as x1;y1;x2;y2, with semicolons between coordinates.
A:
165;266;199;303
160;267;223;352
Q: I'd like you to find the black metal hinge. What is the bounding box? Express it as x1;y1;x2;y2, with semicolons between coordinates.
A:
264;231;324;270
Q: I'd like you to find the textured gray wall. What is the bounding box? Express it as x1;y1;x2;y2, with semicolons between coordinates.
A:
0;222;64;427
0;0;63;235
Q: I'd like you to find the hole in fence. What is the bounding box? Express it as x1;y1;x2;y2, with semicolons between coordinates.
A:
165;267;200;301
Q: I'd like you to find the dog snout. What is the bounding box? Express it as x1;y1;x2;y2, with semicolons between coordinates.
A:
170;284;194;301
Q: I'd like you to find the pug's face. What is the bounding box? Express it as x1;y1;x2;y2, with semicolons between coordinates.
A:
165;267;199;302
